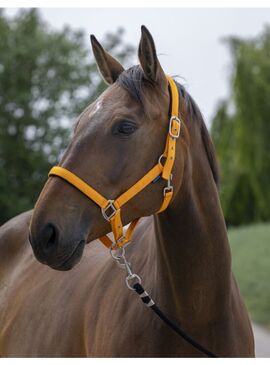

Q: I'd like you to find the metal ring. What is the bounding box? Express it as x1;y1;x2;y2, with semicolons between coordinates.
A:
125;274;142;291
101;200;117;221
110;245;125;261
158;154;167;167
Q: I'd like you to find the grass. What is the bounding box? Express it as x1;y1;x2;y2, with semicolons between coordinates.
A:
228;222;270;328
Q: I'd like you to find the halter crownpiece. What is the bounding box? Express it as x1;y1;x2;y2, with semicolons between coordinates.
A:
48;75;181;249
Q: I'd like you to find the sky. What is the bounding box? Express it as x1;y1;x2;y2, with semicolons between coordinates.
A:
5;7;270;126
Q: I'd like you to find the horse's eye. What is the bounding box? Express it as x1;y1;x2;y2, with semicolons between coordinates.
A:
113;121;137;137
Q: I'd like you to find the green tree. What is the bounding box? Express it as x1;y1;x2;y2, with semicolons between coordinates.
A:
211;27;270;225
0;9;134;224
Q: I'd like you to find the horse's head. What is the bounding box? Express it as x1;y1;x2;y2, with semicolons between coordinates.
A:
29;26;188;270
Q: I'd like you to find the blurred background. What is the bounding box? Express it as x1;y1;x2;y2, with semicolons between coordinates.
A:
0;7;269;352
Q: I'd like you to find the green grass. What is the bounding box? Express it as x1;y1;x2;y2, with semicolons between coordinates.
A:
228;222;270;328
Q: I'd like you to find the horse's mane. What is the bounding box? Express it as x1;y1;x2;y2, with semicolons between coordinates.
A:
179;84;220;188
117;66;219;187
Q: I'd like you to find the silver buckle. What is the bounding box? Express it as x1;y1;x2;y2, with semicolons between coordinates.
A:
163;174;173;196
169;116;181;138
101;200;117;221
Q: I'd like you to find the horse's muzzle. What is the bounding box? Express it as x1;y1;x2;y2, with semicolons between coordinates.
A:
29;222;86;271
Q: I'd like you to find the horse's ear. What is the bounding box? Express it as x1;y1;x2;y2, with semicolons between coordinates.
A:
90;35;124;85
138;25;166;87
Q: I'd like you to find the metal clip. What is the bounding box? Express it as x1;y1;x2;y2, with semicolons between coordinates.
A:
163;174;173;196
110;245;125;262
126;274;142;291
110;243;141;291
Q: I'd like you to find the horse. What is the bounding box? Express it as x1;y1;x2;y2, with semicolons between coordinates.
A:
0;26;254;357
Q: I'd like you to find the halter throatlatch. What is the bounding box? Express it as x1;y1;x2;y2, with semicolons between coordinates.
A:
48;76;180;249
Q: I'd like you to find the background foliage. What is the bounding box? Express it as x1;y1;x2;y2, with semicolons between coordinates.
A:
229;222;270;327
0;9;134;224
211;28;270;226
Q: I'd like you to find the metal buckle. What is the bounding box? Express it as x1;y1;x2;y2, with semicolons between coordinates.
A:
163;174;173;196
101;200;117;221
169;116;181;138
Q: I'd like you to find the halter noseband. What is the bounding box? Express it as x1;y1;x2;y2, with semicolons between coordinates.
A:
48;76;180;249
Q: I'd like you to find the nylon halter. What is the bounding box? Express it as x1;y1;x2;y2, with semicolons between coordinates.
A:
48;75;181;249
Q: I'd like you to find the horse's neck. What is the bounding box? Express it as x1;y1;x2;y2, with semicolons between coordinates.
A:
153;151;232;326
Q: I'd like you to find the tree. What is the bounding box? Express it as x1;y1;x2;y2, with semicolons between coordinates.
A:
0;9;134;224
211;27;270;225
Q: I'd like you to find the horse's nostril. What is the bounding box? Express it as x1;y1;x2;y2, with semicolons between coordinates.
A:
29;222;60;263
43;223;58;253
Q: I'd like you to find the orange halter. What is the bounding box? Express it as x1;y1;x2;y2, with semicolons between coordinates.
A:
48;76;180;249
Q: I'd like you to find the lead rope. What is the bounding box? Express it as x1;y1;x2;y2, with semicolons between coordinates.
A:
110;245;219;358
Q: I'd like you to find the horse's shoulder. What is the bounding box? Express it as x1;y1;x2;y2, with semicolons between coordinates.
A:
0;210;32;262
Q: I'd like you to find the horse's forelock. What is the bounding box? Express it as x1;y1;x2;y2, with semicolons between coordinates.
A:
117;65;155;106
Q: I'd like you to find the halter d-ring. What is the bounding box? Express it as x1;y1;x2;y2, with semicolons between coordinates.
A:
158;154;167;168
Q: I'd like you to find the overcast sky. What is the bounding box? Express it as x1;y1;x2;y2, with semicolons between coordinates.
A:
5;7;270;126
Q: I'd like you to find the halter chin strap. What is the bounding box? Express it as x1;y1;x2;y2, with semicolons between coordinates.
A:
48;75;180;249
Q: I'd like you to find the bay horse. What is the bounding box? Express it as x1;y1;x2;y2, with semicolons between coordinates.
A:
0;26;254;357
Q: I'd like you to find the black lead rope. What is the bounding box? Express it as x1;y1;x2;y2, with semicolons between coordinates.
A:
133;283;219;358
